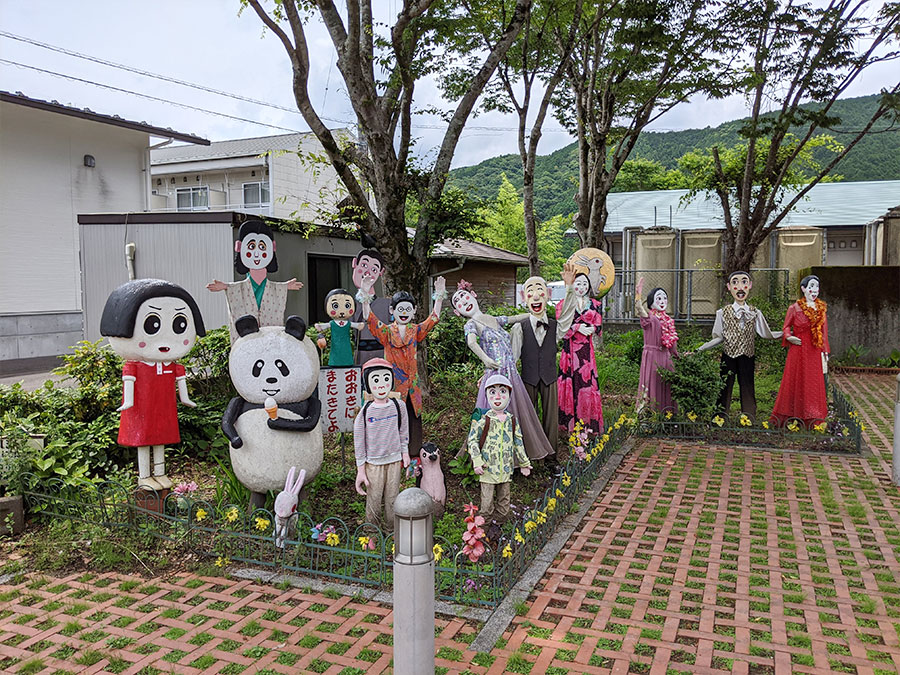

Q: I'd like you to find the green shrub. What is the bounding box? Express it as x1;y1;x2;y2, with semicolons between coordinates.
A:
183;327;233;400
659;351;722;417
0;333;232;493
605;329;644;364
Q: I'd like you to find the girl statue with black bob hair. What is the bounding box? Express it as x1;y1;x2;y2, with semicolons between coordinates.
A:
100;279;206;491
207;219;303;342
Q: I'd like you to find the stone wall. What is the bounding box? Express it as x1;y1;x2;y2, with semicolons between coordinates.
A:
809;265;900;361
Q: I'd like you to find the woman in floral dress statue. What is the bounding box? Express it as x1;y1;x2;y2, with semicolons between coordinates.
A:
556;272;604;435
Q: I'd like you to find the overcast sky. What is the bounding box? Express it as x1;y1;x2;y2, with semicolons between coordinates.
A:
1;1;893;169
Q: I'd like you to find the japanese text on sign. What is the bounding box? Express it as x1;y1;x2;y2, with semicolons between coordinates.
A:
318;366;361;433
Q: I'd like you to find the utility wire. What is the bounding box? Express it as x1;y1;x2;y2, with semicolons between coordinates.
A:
0;59;306;133
0;30;577;133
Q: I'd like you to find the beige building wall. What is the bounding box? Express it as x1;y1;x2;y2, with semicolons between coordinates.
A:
151;133;348;224
0;102;147;315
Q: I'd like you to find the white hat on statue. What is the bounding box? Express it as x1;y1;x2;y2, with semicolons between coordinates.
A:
484;374;512;390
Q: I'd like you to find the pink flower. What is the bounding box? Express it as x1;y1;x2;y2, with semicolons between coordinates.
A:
463;540;485;562
174;481;198;495
463;502;479;516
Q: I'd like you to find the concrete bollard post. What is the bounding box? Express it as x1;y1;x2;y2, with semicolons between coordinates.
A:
893;373;900;487
393;488;435;675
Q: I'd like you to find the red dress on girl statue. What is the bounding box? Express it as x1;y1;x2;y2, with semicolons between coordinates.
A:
118;361;185;447
770;300;829;427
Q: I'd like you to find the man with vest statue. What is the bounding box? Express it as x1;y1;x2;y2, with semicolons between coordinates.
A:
508;264;577;457
698;271;782;421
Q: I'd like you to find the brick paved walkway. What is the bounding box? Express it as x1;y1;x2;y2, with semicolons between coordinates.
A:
488;373;900;675
1;373;898;674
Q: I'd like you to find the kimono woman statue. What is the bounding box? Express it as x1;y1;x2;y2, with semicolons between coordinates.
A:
770;275;830;428
207;219;302;342
556;272;604;435
451;280;552;461
634;276;678;413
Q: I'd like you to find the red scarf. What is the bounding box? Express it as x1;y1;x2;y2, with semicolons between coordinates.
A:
651;309;678;350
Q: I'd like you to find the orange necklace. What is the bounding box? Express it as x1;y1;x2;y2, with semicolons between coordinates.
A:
797;298;827;349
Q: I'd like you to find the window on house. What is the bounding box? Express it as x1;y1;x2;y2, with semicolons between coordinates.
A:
243;182;270;207
176;186;209;211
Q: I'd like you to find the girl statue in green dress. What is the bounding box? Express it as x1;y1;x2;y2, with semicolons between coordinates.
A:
315;289;364;367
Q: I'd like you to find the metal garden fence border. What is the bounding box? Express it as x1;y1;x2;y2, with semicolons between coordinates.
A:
634;382;864;454
19;420;633;608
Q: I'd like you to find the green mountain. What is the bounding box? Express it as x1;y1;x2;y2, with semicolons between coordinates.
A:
449;94;900;220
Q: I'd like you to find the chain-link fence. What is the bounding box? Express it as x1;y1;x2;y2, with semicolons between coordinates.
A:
602;268;790;322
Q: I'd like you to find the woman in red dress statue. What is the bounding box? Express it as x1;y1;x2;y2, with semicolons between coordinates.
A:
770;275;829;428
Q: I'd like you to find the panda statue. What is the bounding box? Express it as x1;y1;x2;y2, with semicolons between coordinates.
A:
222;314;323;508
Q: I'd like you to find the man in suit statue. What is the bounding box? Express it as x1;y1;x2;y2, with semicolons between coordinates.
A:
509;264;576;456
697;271;782;421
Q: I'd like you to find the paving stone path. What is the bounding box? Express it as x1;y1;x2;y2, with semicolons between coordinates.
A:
1;373;898;674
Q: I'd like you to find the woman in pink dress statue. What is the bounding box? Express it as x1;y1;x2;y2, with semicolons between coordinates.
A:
634;276;678;412
556;273;604;435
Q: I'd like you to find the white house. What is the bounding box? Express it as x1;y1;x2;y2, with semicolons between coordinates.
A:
0;91;208;375
149;131;354;224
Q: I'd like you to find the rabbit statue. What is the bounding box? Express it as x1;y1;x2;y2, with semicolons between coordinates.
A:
273;466;306;549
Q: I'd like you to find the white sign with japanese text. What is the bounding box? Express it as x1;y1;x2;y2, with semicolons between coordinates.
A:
319;366;362;434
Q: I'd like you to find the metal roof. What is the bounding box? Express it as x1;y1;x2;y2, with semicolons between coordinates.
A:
151;131;351;165
431;238;530;265
0;91;209;145
602;180;900;232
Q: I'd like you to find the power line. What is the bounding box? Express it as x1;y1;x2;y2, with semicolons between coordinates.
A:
0;59;306;133
0;30;578;133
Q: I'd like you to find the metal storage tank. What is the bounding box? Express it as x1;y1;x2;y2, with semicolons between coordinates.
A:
680;229;722;316
776;226;824;289
634;229;677;309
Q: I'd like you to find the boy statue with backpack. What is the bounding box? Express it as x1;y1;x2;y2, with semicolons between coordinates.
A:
466;374;532;522
354;358;409;531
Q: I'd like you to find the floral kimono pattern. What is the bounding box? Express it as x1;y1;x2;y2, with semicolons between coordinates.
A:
556;297;604;435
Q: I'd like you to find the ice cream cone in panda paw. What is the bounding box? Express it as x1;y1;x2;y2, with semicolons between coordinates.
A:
264;396;278;420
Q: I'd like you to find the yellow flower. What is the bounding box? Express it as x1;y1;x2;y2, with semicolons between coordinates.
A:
712;415;725;427
787;421;800;432
524;520;537;533
762;421;770;429
686;411;697;422
502;544;512;558
433;544;443;562
546;498;556;512
254;517;270;531
391;543;395;555
602;434;609;443
841;426;849;435
514;529;525;544
195;508;208;522
860;423;867;431
215;556;230;568
224;507;239;523
536;510;547;525
562;473;571;487
358;536;370;549
325;532;340;547
664;410;673;420
555;489;564;499
739;414;752;427
813;422;827;433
